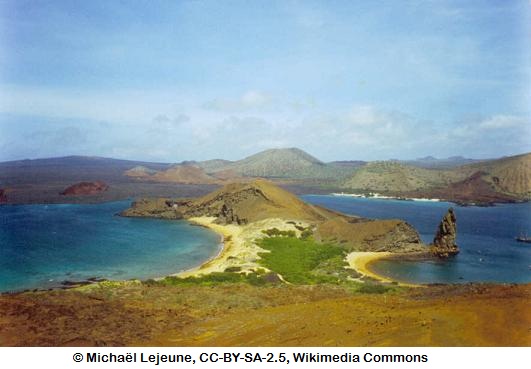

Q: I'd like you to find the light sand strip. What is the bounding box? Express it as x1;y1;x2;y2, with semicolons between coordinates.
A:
346;251;421;287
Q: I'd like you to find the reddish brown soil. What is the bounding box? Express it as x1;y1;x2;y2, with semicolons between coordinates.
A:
0;283;528;347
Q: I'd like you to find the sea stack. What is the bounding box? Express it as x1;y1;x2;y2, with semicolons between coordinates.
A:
431;208;459;257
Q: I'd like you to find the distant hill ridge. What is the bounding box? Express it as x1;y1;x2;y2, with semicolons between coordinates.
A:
402;156;484;169
208;148;344;179
2;149;529;203
340;153;531;202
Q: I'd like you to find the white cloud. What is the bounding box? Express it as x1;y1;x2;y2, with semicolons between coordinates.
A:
478;115;528;129
345;105;389;127
203;90;273;112
441;114;531;157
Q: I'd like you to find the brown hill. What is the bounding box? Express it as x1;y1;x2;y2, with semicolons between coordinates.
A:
150;165;219;184
60;181;109;196
123;179;424;252
123;166;158;178
341;161;460;193
410;171;517;204
124;179;332;224
209;148;349;179
341;153;531;203
457;153;531;198
210;169;244;181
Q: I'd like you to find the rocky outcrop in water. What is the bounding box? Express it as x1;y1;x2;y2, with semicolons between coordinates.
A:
431;208;459;257
60;181;109;196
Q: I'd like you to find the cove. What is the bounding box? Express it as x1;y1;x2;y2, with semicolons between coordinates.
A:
302;195;531;284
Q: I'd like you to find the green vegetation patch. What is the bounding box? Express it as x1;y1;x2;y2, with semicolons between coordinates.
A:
144;269;276;287
257;236;354;284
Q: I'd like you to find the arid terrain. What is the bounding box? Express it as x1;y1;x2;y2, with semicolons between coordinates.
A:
0;282;528;347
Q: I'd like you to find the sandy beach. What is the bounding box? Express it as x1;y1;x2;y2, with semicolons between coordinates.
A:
177;217;309;278
346;251;421;287
175;217;243;277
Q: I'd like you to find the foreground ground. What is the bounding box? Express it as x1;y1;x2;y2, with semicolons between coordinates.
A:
0;282;529;346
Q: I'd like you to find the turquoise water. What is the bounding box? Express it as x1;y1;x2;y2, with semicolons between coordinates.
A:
2;197;530;291
302;195;531;284
0;201;220;292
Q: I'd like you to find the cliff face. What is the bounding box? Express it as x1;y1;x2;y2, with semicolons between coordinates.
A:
431;208;459;257
60;181;109;196
315;217;423;253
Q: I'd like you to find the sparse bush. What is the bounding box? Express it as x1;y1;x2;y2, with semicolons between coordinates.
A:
262;228;296;238
356;283;391;294
300;228;313;240
224;266;242;272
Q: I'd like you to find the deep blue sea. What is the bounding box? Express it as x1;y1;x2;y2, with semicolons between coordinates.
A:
0;201;220;292
302;195;531;284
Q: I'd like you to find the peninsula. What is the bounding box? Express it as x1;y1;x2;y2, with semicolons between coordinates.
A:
121;179;431;280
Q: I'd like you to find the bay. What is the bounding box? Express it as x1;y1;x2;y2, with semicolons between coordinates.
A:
0;201;220;292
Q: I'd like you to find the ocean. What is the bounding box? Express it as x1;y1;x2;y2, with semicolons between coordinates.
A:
0;200;220;292
302;195;531;284
2;197;530;291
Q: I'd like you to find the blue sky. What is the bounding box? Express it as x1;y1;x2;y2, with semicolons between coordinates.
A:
0;0;529;162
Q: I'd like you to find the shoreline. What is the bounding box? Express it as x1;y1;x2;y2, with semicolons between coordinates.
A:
327;192;528;207
346;251;421;287
174;217;238;277
173;216;272;278
331;192;442;202
174;217;311;279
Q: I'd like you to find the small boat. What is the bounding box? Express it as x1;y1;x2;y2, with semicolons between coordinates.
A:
515;234;531;243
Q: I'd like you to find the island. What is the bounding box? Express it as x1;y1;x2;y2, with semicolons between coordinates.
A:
60;181;109;196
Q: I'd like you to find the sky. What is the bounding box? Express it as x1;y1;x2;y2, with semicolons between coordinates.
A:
0;0;530;162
